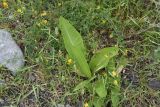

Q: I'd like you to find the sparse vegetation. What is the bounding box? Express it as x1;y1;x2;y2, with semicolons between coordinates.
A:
0;0;160;107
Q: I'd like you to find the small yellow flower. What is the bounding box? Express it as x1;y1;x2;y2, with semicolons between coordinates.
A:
84;102;89;107
67;58;73;65
112;71;117;77
114;80;118;86
40;11;47;16
17;9;23;14
112;71;118;77
2;1;8;9
41;19;48;24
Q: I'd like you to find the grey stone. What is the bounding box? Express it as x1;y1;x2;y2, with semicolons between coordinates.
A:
0;29;24;74
148;79;160;90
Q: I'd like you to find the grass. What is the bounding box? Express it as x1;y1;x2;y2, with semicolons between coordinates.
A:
0;0;160;106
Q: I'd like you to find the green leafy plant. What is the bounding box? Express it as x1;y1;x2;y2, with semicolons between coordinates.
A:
59;16;127;107
59;16;91;78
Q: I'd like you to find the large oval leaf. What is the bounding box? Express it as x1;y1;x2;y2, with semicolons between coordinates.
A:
89;47;119;72
59;16;91;78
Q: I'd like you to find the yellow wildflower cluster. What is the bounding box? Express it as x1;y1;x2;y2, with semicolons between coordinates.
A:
84;102;89;107
112;71;118;77
37;19;48;26
67;58;73;65
40;11;47;16
36;11;49;26
2;1;8;9
41;19;48;24
112;71;117;77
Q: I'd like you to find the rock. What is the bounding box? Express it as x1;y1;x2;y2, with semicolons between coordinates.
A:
0;29;24;75
148;79;160;90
